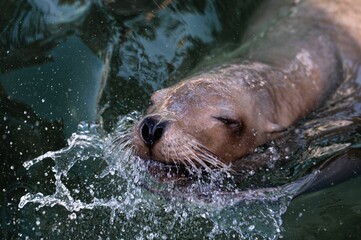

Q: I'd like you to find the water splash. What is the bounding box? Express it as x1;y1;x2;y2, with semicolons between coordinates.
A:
18;111;318;239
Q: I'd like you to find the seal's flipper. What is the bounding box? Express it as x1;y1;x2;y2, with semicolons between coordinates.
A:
297;147;361;195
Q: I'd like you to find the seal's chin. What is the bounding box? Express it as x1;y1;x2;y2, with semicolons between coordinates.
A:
141;157;193;185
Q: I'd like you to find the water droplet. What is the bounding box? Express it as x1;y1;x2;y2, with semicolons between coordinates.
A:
68;213;77;220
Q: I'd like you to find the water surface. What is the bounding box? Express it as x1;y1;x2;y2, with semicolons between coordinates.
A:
1;0;361;239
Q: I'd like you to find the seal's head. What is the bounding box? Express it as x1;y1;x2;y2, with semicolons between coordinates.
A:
132;65;286;172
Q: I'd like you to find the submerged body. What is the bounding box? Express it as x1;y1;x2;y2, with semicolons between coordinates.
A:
132;0;361;171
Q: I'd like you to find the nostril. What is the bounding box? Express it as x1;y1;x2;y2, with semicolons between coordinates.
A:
153;125;164;142
141;121;151;142
139;116;167;147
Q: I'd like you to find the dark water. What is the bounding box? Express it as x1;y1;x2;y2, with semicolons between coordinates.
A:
1;0;361;239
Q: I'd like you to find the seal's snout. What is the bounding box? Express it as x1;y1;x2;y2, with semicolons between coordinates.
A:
140;116;167;148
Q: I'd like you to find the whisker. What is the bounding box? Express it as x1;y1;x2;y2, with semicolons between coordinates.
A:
108;133;132;151
172;143;194;173
163;135;231;174
194;145;224;166
166;140;175;165
184;154;201;175
171;145;182;165
184;145;211;171
177;149;193;169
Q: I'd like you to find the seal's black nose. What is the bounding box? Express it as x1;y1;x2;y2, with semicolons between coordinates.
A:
140;116;166;148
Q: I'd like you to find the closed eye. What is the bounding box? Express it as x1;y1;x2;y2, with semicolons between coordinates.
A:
212;116;242;129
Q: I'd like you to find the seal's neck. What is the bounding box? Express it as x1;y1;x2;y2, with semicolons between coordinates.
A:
258;44;341;128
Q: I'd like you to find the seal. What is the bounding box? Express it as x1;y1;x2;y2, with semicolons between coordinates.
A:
132;0;361;172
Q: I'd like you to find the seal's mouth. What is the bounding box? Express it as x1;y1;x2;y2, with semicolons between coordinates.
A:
141;158;193;184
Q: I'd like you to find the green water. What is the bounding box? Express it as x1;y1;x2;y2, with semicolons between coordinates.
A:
1;0;361;239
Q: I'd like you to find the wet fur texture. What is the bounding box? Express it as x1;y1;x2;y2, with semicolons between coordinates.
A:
132;0;361;172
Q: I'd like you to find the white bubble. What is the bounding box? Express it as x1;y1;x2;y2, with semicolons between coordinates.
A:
68;213;77;220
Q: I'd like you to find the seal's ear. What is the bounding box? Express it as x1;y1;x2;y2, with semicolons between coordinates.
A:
265;122;287;133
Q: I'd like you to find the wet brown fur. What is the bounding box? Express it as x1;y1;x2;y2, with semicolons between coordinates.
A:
132;0;361;172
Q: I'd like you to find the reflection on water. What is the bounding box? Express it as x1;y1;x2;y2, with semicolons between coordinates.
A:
1;36;103;136
1;0;361;239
